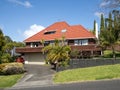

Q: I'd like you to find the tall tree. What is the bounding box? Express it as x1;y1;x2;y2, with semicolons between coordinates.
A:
108;12;113;31
93;20;96;35
0;29;5;63
4;36;13;43
100;14;105;31
100;1;120;58
100;30;117;58
99;14;106;55
112;10;120;30
99;11;120;59
113;14;118;30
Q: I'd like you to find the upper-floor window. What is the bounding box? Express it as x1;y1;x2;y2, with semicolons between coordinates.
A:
74;39;88;46
74;40;79;45
82;39;88;45
30;42;39;47
44;31;56;35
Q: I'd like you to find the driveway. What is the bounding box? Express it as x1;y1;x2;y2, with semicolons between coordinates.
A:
10;64;55;89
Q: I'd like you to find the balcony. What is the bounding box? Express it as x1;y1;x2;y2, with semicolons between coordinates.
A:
70;45;101;51
16;46;43;53
16;45;101;54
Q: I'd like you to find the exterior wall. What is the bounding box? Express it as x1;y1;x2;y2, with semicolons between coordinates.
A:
68;38;96;46
24;52;45;62
24;38;96;47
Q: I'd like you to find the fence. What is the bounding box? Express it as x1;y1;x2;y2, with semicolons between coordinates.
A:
56;58;120;71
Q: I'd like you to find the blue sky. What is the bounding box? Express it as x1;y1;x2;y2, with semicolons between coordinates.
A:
0;0;104;42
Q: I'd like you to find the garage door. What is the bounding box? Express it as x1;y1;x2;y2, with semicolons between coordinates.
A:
24;52;46;62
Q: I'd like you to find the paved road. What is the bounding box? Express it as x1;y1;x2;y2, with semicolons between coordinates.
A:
7;79;120;90
10;64;55;89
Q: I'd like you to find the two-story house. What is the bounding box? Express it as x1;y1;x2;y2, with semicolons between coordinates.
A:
16;21;101;63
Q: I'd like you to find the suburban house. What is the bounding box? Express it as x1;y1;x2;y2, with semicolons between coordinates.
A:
16;21;101;63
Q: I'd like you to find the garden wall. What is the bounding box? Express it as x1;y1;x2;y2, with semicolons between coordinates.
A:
69;58;120;68
56;58;120;71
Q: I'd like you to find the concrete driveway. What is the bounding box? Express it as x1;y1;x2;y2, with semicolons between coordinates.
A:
11;64;55;89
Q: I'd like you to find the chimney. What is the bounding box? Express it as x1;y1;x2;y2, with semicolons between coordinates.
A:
95;22;98;39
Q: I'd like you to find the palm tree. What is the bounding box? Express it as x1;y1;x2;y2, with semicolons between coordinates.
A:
40;39;45;54
42;39;71;69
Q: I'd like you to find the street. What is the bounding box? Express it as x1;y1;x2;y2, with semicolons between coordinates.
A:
7;79;120;90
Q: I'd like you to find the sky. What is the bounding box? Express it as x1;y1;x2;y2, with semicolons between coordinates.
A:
0;0;106;42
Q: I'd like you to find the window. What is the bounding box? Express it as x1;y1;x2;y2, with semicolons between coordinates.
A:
44;31;56;35
30;43;33;47
50;41;54;45
44;41;50;46
74;39;88;46
79;40;82;45
74;40;79;45
30;42;39;47
82;40;88;45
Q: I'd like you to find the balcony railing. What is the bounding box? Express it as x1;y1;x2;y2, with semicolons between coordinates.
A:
16;44;101;53
16;46;43;53
70;44;101;51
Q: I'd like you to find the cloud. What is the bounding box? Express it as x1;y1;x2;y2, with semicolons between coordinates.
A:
8;0;32;8
100;1;110;7
23;24;45;38
94;12;104;18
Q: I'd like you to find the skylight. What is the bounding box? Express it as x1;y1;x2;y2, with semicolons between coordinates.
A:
61;29;67;33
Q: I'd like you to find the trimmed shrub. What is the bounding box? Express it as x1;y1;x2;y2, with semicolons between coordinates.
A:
0;63;25;75
0;63;7;74
103;50;113;58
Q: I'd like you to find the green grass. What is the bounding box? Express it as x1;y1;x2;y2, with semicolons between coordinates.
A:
54;64;120;83
0;74;23;88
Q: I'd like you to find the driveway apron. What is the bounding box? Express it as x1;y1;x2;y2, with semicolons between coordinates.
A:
11;64;55;89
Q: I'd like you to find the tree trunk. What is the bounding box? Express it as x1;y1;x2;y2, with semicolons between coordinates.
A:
112;45;116;64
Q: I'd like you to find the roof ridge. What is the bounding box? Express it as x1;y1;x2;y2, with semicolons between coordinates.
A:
45;21;70;30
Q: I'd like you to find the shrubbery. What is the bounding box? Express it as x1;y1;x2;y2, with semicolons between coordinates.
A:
103;50;113;58
1;53;11;63
103;50;120;58
0;63;25;75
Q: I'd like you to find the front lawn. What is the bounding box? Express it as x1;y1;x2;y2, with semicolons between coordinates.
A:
54;64;120;83
0;74;23;88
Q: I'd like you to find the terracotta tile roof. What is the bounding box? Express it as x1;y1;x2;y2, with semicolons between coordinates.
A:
24;21;96;42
